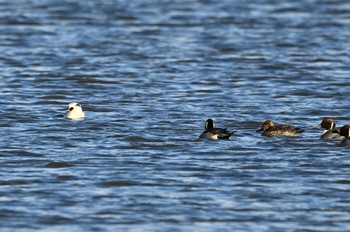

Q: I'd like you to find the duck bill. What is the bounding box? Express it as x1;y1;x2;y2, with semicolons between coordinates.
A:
256;128;263;132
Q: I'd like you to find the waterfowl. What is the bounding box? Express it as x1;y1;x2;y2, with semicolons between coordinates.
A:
319;118;342;140
199;118;235;140
257;120;304;137
339;125;350;146
65;102;85;120
199;131;219;140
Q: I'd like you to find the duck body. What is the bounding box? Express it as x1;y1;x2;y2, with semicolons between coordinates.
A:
321;129;342;140
340;138;350;147
211;128;235;139
257;120;304;137
199;131;219;140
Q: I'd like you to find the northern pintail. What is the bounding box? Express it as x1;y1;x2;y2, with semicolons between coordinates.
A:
199;119;236;140
319;118;343;140
257;120;304;137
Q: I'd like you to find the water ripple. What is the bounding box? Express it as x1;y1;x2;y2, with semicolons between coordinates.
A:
1;0;350;231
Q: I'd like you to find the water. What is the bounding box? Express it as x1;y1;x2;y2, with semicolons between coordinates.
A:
1;0;350;231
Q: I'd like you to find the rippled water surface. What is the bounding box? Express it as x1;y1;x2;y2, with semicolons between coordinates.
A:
1;0;350;231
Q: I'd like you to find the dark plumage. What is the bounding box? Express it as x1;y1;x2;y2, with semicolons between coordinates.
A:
339;125;350;146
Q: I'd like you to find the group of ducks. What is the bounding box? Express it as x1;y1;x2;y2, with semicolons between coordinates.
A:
64;102;350;146
199;118;350;146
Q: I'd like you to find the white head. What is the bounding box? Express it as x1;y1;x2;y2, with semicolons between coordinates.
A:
65;102;85;120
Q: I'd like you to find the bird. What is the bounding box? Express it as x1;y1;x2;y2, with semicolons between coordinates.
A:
339;125;350;146
256;120;304;137
319;118;343;140
199;118;236;140
65;102;85;120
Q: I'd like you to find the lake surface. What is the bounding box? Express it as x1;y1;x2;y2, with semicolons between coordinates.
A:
1;0;350;231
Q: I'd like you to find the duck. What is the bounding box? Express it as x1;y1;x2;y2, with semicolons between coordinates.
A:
257;120;304;137
65;102;85;120
339;125;350;146
199;118;236;140
319;118;343;140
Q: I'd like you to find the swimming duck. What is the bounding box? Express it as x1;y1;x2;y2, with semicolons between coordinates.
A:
339;125;350;146
319;118;343;140
65;102;85;120
257;120;304;137
199;118;236;140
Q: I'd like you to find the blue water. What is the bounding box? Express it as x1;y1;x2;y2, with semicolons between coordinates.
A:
1;0;350;231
